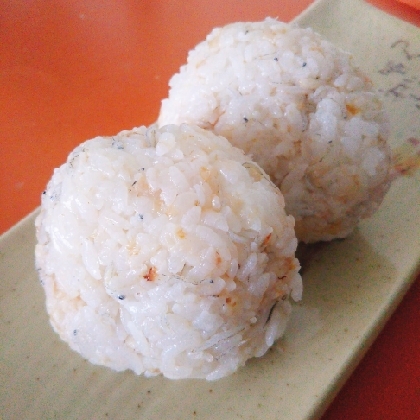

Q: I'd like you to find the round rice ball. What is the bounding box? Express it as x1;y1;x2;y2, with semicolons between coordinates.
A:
35;124;302;380
157;19;392;243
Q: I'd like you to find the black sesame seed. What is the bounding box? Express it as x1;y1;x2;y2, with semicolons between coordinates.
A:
118;295;125;300
302;62;307;67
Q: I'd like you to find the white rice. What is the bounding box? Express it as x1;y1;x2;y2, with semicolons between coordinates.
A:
157;18;392;243
35;124;302;380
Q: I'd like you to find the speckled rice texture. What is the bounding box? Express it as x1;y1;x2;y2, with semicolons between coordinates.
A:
35;123;302;380
158;18;392;243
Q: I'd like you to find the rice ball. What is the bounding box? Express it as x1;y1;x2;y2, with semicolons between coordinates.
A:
157;19;392;243
35;124;302;380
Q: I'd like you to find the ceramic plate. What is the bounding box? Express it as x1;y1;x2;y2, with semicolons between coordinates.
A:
1;0;420;419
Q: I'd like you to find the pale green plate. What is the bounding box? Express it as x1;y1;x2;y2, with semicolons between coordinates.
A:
1;1;419;419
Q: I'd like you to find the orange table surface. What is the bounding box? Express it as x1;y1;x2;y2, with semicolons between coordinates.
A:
1;0;420;419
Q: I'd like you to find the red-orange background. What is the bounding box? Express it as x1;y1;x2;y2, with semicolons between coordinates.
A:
1;1;420;418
